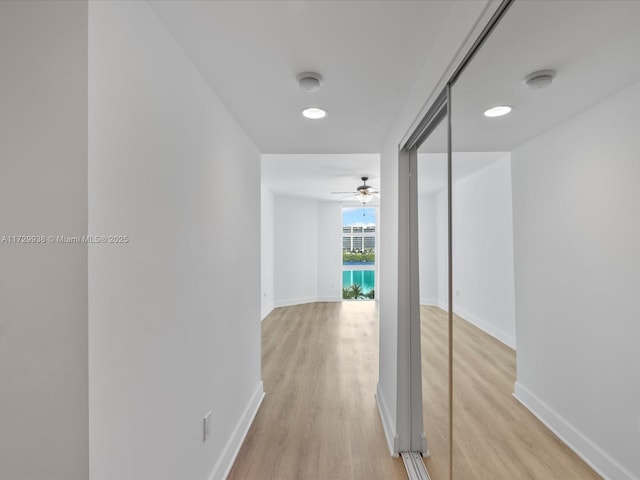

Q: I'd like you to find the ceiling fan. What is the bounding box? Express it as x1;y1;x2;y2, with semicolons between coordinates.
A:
331;176;380;205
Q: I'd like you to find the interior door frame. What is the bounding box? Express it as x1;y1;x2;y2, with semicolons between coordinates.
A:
399;88;450;455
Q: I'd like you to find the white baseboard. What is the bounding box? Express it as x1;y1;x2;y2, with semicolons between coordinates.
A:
454;306;515;349
274;296;318;308
376;382;399;457
420;298;439;306
316;296;342;303
419;302;515;349
261;305;273;321
514;382;638;480
269;298;341;311
207;381;265;480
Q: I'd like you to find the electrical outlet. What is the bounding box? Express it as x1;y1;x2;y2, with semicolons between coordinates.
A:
203;411;211;442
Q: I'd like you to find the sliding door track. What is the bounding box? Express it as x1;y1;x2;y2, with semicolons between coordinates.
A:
400;451;431;480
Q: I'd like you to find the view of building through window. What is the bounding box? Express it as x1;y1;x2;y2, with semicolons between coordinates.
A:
342;207;376;300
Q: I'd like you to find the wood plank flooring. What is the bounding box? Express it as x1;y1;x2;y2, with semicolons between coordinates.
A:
227;302;407;480
229;302;601;480
421;305;602;480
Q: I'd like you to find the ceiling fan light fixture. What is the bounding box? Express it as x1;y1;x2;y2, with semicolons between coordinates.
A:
331;176;380;204
359;193;373;204
302;107;327;119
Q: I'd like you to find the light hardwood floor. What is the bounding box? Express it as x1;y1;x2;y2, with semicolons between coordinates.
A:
227;302;407;480
421;305;602;480
228;302;601;480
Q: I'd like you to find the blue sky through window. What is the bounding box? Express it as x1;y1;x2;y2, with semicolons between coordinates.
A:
342;207;376;227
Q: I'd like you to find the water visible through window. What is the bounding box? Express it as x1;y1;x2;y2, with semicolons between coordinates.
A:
342;207;376;300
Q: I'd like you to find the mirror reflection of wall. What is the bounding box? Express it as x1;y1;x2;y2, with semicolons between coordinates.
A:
416;1;640;479
448;148;520;480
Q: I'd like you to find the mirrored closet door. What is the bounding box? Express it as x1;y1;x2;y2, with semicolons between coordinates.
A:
416;107;450;480
411;1;640;479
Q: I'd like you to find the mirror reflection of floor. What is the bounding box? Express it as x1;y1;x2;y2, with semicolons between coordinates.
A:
421;305;601;480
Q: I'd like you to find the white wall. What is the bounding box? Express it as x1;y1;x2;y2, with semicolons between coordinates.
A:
261;186;275;319
419;155;516;348
0;2;88;479
273;196;318;306
317;202;342;302
418;188;449;312
436;190;449;311
272;197;343;306
452;156;516;348
89;3;262;479
512;80;640;480
418;194;438;305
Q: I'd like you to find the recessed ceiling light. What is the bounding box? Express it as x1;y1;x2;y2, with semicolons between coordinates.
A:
302;107;327;119
484;105;512;117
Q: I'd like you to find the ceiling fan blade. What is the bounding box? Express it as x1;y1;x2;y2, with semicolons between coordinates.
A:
331;176;380;199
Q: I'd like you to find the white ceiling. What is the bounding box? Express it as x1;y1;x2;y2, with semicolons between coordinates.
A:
422;0;640;153
150;1;640;203
416;1;640;197
149;0;456;154
262;154;380;205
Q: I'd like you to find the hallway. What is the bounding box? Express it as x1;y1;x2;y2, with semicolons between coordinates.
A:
228;302;406;480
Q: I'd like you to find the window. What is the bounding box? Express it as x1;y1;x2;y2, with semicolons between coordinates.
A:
342;207;376;300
